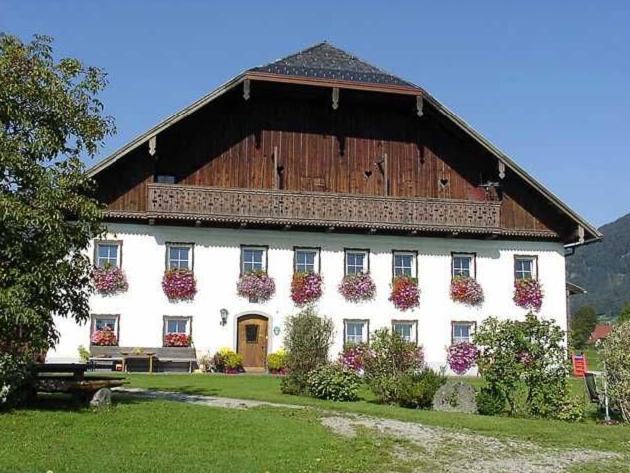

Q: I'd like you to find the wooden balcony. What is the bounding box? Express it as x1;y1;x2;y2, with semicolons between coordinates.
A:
145;183;502;235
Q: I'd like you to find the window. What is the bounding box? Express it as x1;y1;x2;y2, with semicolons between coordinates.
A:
344;320;369;345
452;253;475;278
94;241;121;268
241;246;267;273
345;249;369;275
392;320;417;344
166;244;193;270
245;325;259;343
514;256;537;280
91;315;119;335
294;248;319;273
156;175;176;184
452;322;475;344
393;251;417;278
164;316;191;335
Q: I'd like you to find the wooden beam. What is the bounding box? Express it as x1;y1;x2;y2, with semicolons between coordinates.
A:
498;161;506;179
148;135;157;157
273;146;279;190
416;96;424;117
243;79;251;100
332;87;340;110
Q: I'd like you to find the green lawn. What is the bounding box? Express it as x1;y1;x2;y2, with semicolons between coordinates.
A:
582;347;603;372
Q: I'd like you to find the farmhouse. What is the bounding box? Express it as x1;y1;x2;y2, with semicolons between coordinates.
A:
50;43;600;371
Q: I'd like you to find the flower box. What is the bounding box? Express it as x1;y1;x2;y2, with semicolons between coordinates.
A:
450;276;484;306
447;341;478;374
162;269;197;301
164;333;191;347
338;273;376;303
92;265;128;296
513;278;543;312
389;276;420;311
236;270;275;302
290;272;323;306
91;328;118;346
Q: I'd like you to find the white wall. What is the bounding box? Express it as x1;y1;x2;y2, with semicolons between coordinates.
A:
50;223;567;371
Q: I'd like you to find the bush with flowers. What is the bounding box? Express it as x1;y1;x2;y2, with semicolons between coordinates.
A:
162;269;197;301
290;272;323;306
338;272;376;303
513;278;543;312
237;270;276;302
450;276;484;306
212;347;244;374
338;343;370;373
446;341;478;374
92;264;128;296
164;333;191;347
389;275;420;311
90;327;118;346
267;349;288;375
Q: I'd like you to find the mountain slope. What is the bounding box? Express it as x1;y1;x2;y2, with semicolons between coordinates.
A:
566;212;630;318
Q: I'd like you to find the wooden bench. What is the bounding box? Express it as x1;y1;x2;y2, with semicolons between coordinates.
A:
89;346;197;373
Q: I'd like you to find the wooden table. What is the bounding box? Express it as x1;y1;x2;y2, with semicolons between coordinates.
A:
120;353;156;373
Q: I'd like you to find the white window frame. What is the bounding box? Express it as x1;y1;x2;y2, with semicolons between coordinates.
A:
452;321;475;344
344;319;369;345
94;240;121;268
241;246;267;274
345;249;369;275
294;247;320;273
514;255;537;281
164;316;191;336
166;243;194;271
452;253;475;279
392;320;418;344
392;251;417;278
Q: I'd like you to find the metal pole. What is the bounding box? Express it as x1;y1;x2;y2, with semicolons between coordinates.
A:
603;360;611;422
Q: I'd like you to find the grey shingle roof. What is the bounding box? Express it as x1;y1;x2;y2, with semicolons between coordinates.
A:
249;42;418;88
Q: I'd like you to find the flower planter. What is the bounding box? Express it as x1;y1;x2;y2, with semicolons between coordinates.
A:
450;276;484;306
513;278;543;312
389;276;420;311
164;333;191;347
92;265;128;296
162;269;197;301
338;273;376;303
290;272;323;306
91;328;118;346
447;341;478;374
236;270;275;302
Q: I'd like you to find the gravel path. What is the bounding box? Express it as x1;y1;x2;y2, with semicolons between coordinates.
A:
114;388;621;472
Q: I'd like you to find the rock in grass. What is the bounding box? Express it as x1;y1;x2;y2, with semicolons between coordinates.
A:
432;381;476;413
90;388;112;408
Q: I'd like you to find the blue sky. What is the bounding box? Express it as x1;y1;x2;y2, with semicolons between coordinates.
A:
2;1;628;226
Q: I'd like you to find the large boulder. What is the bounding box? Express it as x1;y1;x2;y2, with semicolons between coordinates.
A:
432;381;477;414
90;388;112;408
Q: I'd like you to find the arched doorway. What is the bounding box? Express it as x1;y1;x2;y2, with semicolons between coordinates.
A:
236;314;269;371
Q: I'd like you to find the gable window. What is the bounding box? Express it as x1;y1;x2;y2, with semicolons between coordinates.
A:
392;320;417;344
452;321;475;344
166;243;193;271
94;241;121;268
393;251;417;278
452;253;475;278
345;249;369;275
294;248;319;273
91;314;119;336
514;256;537;280
241;246;267;273
156;175;176;184
344;319;369;345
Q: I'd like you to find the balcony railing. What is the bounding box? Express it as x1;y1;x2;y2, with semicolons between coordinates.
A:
146;184;502;234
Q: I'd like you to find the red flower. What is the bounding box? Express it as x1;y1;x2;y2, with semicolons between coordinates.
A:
91;327;118;346
162;269;197;301
291;272;323;306
164;333;191;347
389;276;420;311
450;276;484;306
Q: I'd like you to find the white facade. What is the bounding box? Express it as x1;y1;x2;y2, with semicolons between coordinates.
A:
50;222;568;370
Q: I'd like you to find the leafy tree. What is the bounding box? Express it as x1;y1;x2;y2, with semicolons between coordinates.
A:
617;303;630;325
601;321;630;422
0;34;114;367
570;305;598;350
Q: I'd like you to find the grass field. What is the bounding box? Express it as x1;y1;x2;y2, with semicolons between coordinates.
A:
0;374;628;472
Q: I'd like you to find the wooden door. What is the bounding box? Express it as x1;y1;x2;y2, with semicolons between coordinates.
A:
237;315;268;370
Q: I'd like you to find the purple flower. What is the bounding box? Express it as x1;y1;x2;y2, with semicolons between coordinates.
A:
237;270;276;302
92;265;128;296
450;276;484;306
389;276;420;310
338;273;376;303
291;272;323;306
162;269;197;301
513;279;543;312
447;341;479;374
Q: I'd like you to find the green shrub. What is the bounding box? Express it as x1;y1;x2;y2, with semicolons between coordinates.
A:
554;394;586;422
396;368;446;409
363;328;424;403
267;349;287;373
0;354;32;410
601;321;630;422
307;364;360;402
281;307;334;395
77;345;90;363
476;387;505;416
212;348;243;373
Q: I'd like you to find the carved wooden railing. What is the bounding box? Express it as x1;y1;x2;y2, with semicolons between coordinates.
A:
146;184;502;234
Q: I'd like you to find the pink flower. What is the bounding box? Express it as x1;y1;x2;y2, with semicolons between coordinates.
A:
513;278;543;312
92;265;128;295
237;270;276;302
162;269;197;301
389;276;420;310
450;276;484;306
447;341;478;374
291;272;323;306
339;343;370;372
164;333;191;347
338;273;376;302
91;327;118;346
